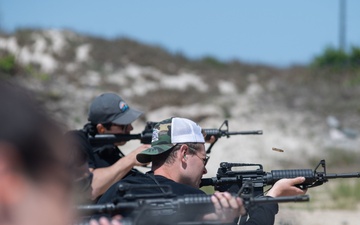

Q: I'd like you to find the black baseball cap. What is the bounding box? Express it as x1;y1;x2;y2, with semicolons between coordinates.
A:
88;93;143;125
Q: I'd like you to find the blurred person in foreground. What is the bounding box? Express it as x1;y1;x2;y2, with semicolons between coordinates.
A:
0;81;76;225
98;117;307;224
66;93;150;201
0;81;122;225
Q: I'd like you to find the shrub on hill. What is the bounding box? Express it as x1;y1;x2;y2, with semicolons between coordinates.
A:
311;46;360;70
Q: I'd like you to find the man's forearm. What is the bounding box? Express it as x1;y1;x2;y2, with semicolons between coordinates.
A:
90;157;136;200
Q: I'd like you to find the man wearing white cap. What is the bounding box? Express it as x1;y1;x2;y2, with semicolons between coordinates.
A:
98;117;306;224
67;93;150;201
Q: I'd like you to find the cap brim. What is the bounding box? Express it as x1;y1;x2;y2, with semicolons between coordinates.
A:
112;108;143;125
136;144;174;163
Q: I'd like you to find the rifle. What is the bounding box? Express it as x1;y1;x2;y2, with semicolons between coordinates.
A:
88;120;262;152
88;121;157;145
200;159;360;196
77;184;309;225
202;120;262;154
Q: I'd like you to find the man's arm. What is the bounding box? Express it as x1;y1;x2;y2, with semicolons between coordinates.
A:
90;144;150;200
266;177;306;197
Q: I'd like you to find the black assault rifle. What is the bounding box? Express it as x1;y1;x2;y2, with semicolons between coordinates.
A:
87;120;262;153
77;184;309;225
202;120;262;154
200;159;360;196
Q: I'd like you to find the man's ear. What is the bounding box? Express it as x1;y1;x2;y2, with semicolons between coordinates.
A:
179;144;188;162
96;124;106;134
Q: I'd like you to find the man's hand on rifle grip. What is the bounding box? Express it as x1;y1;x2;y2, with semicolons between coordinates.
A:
266;177;307;197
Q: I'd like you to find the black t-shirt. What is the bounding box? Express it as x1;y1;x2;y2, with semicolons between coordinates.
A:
97;172;205;205
67;129;141;175
66;129;123;169
65;129;142;203
243;202;279;225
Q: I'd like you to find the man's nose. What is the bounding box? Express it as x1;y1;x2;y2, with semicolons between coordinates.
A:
203;167;207;175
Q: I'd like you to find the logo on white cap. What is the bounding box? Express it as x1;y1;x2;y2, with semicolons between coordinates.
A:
152;129;159;142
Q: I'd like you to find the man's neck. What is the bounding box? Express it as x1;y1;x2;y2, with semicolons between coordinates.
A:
153;166;180;183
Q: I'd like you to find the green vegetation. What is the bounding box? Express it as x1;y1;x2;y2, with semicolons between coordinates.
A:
329;180;360;209
25;65;50;81
0;53;16;76
200;186;215;195
200;56;227;69
0;52;51;81
311;46;360;70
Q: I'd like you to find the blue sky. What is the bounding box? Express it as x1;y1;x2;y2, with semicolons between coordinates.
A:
1;0;359;67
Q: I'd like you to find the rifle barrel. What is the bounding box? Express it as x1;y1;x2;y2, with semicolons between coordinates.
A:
203;129;263;137
248;195;309;204
228;130;263;135
325;173;360;179
200;177;239;187
77;202;141;216
88;133;143;145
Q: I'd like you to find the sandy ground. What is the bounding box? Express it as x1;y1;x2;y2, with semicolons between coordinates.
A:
275;207;360;225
